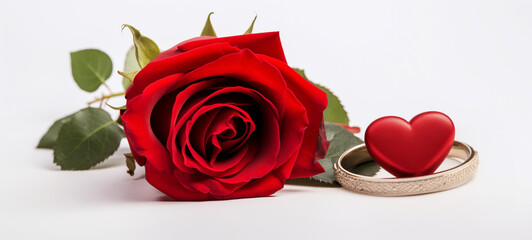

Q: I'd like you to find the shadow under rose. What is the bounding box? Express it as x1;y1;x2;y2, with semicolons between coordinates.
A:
101;175;342;202
98;172;172;202
103;174;300;202
285;178;341;188
96;172;255;203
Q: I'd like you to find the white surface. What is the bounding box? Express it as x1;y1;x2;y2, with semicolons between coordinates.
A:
1;0;531;239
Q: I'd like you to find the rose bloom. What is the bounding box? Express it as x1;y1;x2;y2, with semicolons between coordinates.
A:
121;32;329;200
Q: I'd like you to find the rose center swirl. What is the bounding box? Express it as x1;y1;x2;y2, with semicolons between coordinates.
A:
187;104;256;168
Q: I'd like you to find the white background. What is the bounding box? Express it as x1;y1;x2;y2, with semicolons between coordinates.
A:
1;0;531;239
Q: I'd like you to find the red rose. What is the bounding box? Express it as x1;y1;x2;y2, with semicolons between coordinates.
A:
121;32;329;200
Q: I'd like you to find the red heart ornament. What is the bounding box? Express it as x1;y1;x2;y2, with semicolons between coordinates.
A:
365;111;455;178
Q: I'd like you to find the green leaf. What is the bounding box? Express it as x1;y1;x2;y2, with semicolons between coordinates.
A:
122;24;160;68
310;123;364;183
201;12;217;37
293;68;349;125
121;46;141;90
53;108;125;170
244;15;257;34
348;161;381;177
70;49;113;92
37;114;73;149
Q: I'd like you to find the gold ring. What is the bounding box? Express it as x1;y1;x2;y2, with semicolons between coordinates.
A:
334;141;479;196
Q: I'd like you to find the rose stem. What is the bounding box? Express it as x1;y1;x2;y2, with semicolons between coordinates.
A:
87;92;125;106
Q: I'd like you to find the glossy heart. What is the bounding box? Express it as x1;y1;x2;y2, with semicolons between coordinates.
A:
365;111;455;177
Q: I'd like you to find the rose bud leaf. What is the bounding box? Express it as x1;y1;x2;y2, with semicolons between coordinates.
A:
244;15;257;35
124;153;136;176
311;123;380;183
293;68;350;125
106;103;127;110
53;108;125;170
37;114;74;149
122;24;160;68
118;70;138;89
200;12;217;37
121;46;141;90
70;49;113;92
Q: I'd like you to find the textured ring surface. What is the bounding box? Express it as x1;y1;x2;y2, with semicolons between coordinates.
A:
334;141;479;196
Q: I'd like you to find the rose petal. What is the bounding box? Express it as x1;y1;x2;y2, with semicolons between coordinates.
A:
183;104;255;172
223;103;309;198
151;36;215;62
173;168;247;196
126;42;240;100
174;98;279;181
177;32;287;63
122;73;184;169
167;83;280;178
258;54;329;178
145;162;211;201
163;49;295;178
214;88;308;184
187;107;223;158
173;49;289;118
202;108;255;165
218;173;284;199
150;90;179;144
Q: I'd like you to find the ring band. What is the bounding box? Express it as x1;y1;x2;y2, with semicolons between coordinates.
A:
334;141;479;196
